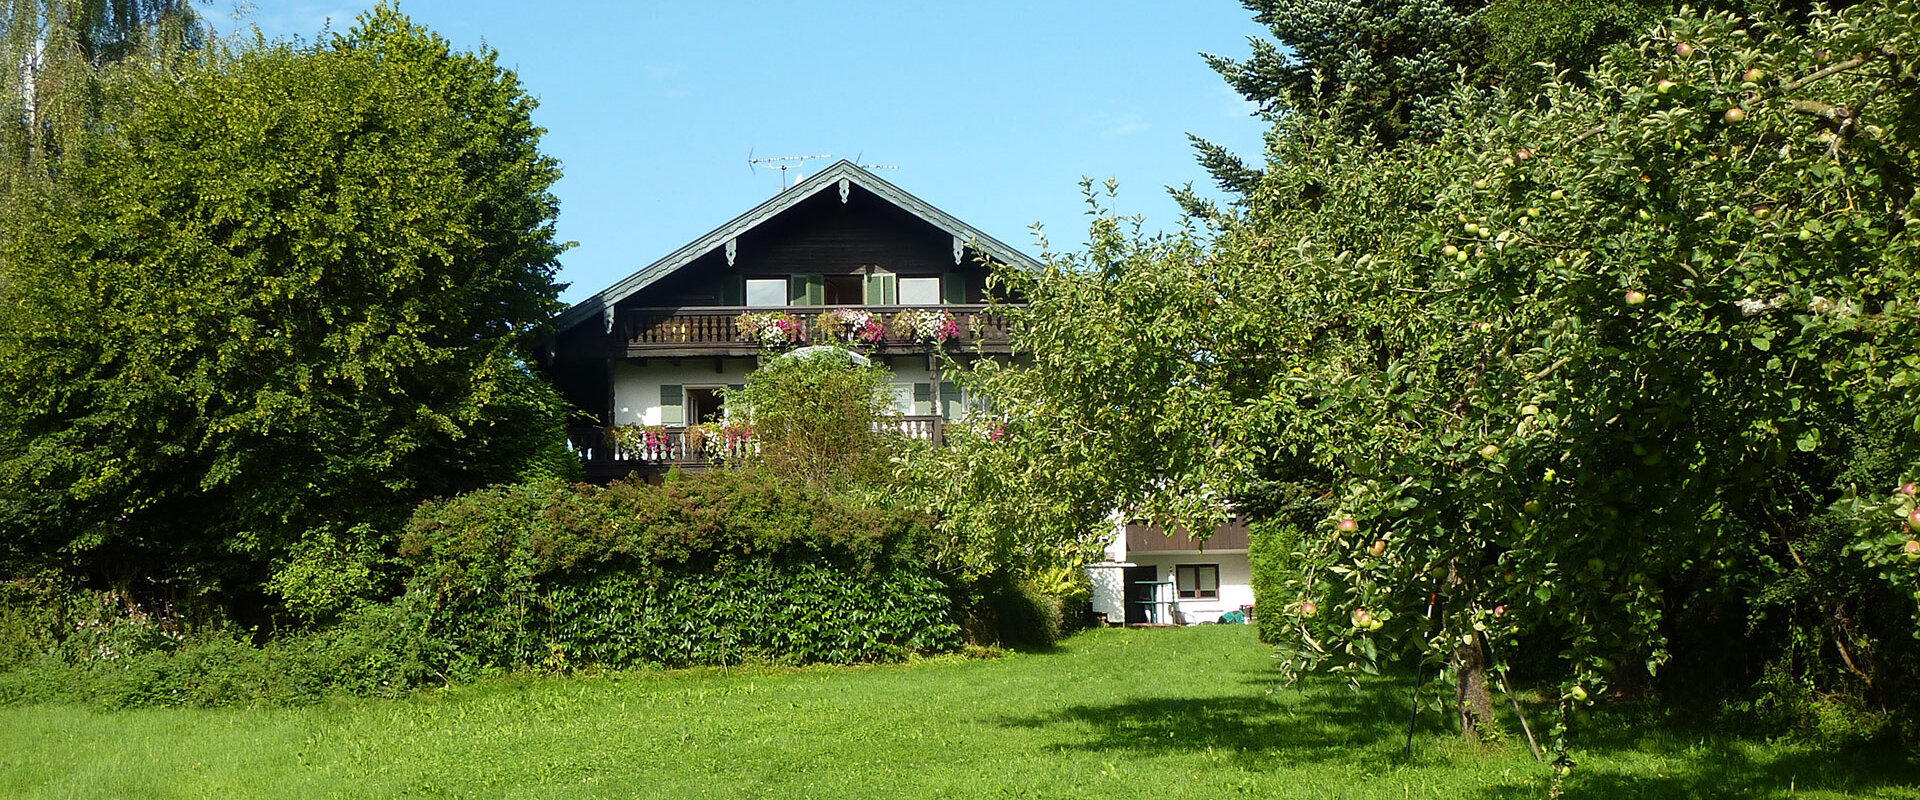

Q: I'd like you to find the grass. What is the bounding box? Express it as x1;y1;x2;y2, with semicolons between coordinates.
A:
0;624;1914;799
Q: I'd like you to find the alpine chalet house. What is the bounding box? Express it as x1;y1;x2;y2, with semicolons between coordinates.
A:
539;161;1035;479
540;160;1257;627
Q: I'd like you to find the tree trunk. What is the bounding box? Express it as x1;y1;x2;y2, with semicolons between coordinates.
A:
1455;632;1497;744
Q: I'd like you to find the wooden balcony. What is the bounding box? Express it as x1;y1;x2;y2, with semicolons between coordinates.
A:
568;416;948;479
613;304;1014;357
1125;518;1252;553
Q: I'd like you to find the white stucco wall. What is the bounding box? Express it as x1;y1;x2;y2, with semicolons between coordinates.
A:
610;360;759;426
1123;551;1254;624
610;357;957;426
1086;563;1126;622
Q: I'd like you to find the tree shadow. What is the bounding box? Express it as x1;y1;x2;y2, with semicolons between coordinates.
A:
999;670;1920;798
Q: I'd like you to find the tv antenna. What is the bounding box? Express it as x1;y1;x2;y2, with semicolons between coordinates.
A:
747;152;835;191
850;152;900;172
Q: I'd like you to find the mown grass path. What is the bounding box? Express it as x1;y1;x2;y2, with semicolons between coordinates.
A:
1;625;1914;798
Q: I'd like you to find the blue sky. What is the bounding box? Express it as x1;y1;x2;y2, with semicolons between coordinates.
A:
211;2;1272;304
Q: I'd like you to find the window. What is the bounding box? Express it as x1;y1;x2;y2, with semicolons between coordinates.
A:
745;279;786;308
898;277;941;306
1175;564;1219;600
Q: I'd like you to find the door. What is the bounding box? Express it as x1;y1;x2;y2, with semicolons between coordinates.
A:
1122;566;1156;625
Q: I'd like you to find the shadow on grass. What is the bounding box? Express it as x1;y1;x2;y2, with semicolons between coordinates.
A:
999;669;1920;798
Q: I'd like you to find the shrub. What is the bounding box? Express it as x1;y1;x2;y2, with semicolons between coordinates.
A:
401;469;963;671
1247;521;1298;645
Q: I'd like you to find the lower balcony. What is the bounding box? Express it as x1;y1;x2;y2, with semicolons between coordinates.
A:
567;416;947;479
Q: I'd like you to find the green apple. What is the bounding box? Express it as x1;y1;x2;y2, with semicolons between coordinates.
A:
1569;685;1589;702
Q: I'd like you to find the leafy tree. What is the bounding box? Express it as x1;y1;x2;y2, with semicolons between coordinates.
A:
0;5;572;619
986;0;1920;773
723;348;899;488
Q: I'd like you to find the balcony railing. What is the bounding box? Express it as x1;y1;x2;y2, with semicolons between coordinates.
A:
568;415;948;475
614;304;1013;355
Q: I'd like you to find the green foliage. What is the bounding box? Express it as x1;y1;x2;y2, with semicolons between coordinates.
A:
1480;0;1672;86
0;598;438;708
0;5;572;604
993;0;1920;763
724;348;900;487
1247;521;1299;644
401;470;962;670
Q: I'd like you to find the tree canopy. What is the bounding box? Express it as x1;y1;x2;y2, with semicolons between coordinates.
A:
0;5;573;619
972;0;1920;766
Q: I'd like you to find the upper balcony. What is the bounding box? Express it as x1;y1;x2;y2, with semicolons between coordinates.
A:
610;304;1015;358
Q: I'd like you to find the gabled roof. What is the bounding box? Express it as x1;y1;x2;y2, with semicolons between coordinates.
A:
554;160;1042;334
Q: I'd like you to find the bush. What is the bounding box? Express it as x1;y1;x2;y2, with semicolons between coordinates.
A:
1247;521;1298;645
401;469;963;671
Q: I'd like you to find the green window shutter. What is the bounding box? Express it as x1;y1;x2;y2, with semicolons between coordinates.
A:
789;274;824;306
719;276;744;306
940;381;961;421
865;273;896;306
912;382;932;416
660;384;684;426
941;273;967;305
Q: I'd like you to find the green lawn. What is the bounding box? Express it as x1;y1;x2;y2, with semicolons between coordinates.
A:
1;625;1913;799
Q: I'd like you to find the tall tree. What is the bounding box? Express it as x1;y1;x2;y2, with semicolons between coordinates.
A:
0;4;573;620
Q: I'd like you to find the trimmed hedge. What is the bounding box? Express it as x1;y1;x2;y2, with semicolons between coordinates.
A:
1247;520;1298;645
402;470;963;670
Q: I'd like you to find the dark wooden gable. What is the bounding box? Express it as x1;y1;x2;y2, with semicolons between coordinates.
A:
618;182;992;311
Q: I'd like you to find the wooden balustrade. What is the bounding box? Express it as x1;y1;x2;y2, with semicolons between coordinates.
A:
568;415;949;476
616;305;1014;354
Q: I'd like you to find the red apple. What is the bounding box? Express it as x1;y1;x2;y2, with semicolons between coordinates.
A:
1724;107;1747;124
1742;68;1766;83
1338;518;1359;533
1675;42;1694;58
1352;608;1373;627
1625;290;1647;305
1900;482;1917;497
1368;540;1388;557
1299;601;1318;617
1904;540;1920;556
1493;605;1507;617
1657;79;1678;94
1909;508;1920;532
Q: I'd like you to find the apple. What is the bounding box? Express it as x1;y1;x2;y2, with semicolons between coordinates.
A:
1815;49;1830;63
1527;206;1541;217
1724;107;1747;124
1368;618;1384;631
1338;518;1359;533
1625;290;1647;305
1352;608;1374;628
1462;221;1478;234
1456;250;1470;263
1675;42;1694;58
1493;604;1507;617
1636;208;1653;221
1523;499;1544;515
1899;482;1916;496
1743;67;1766;83
1369;540;1388;557
1517;148;1536;161
1299;601;1318;617
1480;444;1501;459
1473;178;1489;189
1908;508;1920;532
1657;79;1677;94
1550;189;1566;201
1904;540;1920;556
1569;685;1590;702
1442;244;1459;256
1754;206;1772;219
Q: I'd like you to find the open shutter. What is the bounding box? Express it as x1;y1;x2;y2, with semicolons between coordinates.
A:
941;273;967;305
865;272;897;305
660;384;684;426
940;381;961;421
719;276;744;306
789;274;824;306
912;382;933;416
